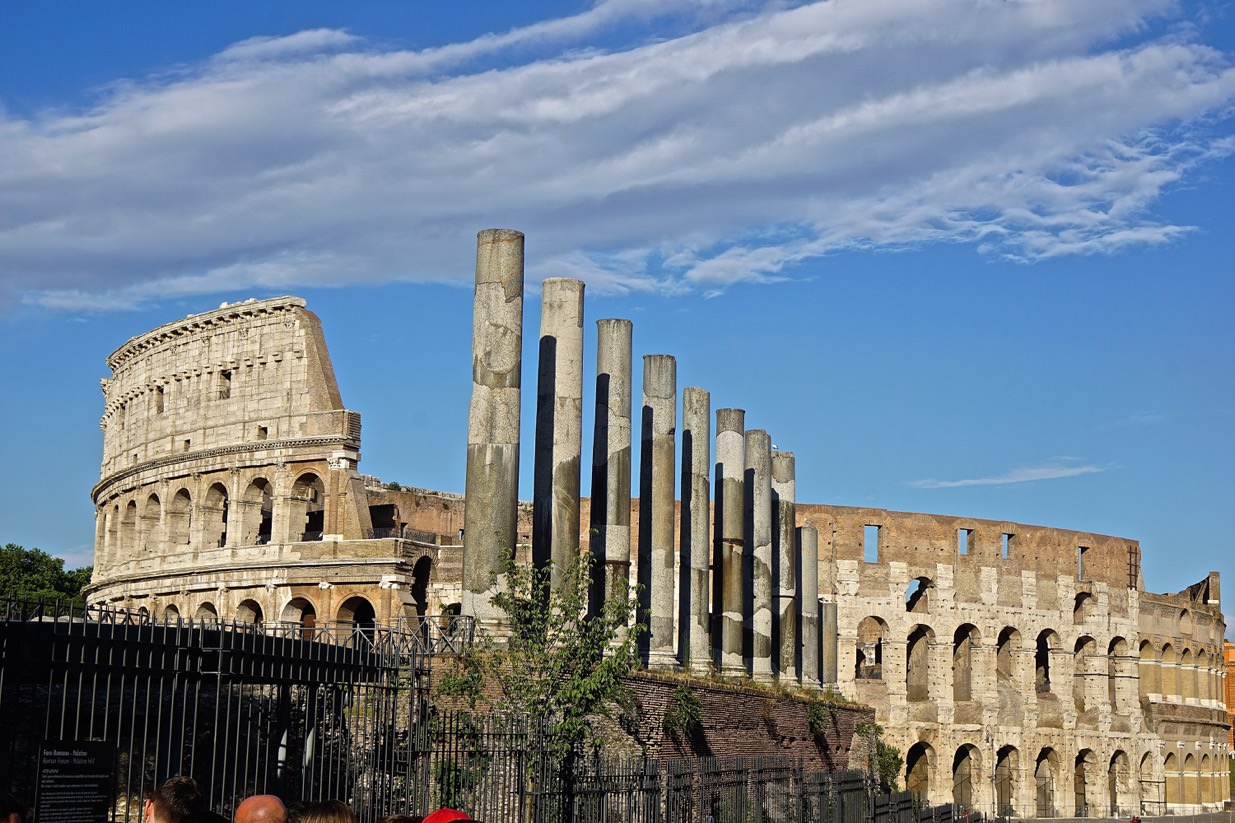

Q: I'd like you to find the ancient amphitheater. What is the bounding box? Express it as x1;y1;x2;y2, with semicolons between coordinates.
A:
87;231;1228;816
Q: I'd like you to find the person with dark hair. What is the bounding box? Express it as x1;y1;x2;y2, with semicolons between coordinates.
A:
379;816;422;823
0;792;25;823
183;811;229;823
294;801;355;823
145;777;204;823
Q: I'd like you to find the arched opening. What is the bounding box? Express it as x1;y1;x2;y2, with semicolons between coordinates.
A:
167;488;192;545
953;624;979;702
1139;640;1156;698
1182;753;1198;810
410;556;433;617
1178;609;1192;634
906;742;933;803
291;473;326;541
203;483;229;548
1108;637;1127;710
1073;635;1096;712
1160;644;1178;698
995;746;1018;817
1200;753;1211;806
1035;749;1058;818
1164;752;1181;808
241;478;273;546
1074;749;1097;816
120;500;137;555
281;597;318;638
1035;630;1057;693
236;599;263;626
996;627;1019;680
906;624;934;702
855;616;888;680
905;577;931;613
1199;650;1212;702
106;505;120;565
338;596;376;638
1108;751;1130;817
1073;592;1094;624
1139;752;1162;815
953;745;980;810
162;604;180;622
141;493;162;551
195;602;218;622
1180;648;1196;701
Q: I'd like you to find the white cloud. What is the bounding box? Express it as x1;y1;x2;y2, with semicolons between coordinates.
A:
910;461;1107;489
1;0;1234;311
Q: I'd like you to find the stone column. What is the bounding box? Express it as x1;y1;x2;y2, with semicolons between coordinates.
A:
640;354;677;669
772;451;796;680
588;319;632;625
532;277;585;589
715;408;745;676
746;428;773;681
462;228;524;628
821;599;838;685
798;525;820;686
681;386;711;673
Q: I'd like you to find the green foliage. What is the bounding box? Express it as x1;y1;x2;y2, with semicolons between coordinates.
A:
662;684;702;736
0;543;92;604
434;550;644;756
855;721;903;793
384;480;401;491
807;701;831;737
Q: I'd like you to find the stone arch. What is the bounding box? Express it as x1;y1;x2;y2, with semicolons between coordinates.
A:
1108;637;1127;709
281;597;317;637
1198;649;1212;702
905;742;933;803
410;555;433;617
1073;635;1097;711
105;504;120;566
905;576;932;613
236;599;263;625
906;624;934;702
1108;750;1130;817
202;483;230;548
1163;752;1181;808
1074;748;1098;816
1138;640;1156;697
1179;648;1196;701
855;615;888;680
195;601;218;622
141;493;162;551
120;499;138;554
1182;752;1198;809
1035;748;1059;818
995;746;1019;817
1073;592;1094;624
241;477;274;546
1178;608;1192;634
1160;644;1178;698
996;626;1020;680
167;488;192;546
1035;629;1058;693
953;744;981;809
162;604;180;621
953;623;980;702
290;472;327;541
1200;753;1211;805
338;595;376;630
1139;752;1163;815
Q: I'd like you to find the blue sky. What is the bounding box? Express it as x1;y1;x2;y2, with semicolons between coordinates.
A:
0;1;1231;628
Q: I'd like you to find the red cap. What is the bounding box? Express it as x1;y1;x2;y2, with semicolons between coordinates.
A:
422;809;471;823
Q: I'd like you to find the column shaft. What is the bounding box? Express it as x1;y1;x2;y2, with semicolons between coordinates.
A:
821;600;838;685
772;451;796;680
640;355;677;668
798;525;820;685
682;386;711;673
532;277;585;588
716;408;745;675
746;428;773;681
462;228;524;626
588;319;633;625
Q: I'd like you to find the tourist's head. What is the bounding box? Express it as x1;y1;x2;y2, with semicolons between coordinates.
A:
0;792;25;823
146;777;204;823
234;795;287;823
293;800;355;823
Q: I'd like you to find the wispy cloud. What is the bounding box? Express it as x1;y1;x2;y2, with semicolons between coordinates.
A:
910;460;1107;489
1;0;1234;311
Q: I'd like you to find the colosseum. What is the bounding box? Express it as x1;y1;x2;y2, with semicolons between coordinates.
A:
87;238;1228;816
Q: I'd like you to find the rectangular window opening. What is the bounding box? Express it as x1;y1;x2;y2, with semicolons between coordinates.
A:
1078;546;1089;581
863;525;880;563
257;425;268;441
1001;532;1013;559
183;439;191;452
957;528;972;556
217;370;232;400
154;385;165;415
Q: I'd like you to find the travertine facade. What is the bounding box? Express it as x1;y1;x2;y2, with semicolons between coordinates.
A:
89;292;1228;816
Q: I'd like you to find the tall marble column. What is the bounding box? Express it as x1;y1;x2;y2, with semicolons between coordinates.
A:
798;525;820;685
462;228;524;628
532;277;584;589
588;319;633;626
821;599;839;685
681;386;711;673
772;450;796;680
715;408;746;675
746;428;773;680
640;355;677;668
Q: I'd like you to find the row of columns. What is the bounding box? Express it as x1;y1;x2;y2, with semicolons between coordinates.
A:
462;229;831;684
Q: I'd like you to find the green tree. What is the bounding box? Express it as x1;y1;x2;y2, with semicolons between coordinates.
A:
855;721;904;793
436;549;643;754
0;543;92;604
